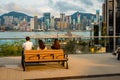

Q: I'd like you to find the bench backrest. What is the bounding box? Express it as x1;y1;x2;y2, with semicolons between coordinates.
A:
24;49;65;62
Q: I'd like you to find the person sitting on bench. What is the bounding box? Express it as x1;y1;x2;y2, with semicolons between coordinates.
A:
51;39;60;49
37;39;47;50
22;36;34;50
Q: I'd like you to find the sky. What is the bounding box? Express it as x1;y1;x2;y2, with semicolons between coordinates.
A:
0;0;104;17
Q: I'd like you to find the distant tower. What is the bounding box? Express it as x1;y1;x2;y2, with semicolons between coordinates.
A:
77;13;80;23
0;19;1;26
73;18;76;30
34;16;38;30
96;10;100;25
60;13;65;22
43;13;50;30
30;18;34;31
60;13;65;30
19;17;28;31
77;13;81;30
82;15;87;30
65;16;69;30
50;16;55;30
69;16;72;30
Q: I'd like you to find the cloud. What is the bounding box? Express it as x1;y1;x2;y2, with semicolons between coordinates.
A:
4;2;23;11
0;2;43;16
53;1;86;12
0;0;104;17
97;0;104;3
80;0;93;6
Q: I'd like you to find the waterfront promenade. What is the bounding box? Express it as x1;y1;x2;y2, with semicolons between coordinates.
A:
0;53;120;80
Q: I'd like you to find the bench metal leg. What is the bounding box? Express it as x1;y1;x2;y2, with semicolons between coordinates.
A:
63;61;68;69
60;61;68;69
22;62;25;71
21;51;25;71
117;53;120;60
65;61;68;69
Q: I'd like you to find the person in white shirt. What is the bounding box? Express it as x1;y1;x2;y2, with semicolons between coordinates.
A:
21;36;34;69
22;36;34;50
37;39;47;50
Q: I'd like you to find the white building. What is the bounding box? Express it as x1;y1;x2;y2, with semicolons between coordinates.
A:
50;16;55;30
30;18;34;31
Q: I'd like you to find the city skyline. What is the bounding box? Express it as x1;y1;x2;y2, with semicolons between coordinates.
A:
0;0;104;17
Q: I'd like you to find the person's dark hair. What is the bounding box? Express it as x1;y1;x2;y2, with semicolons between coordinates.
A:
51;39;60;49
26;36;30;41
38;40;45;50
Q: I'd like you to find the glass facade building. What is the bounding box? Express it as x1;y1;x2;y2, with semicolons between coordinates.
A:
104;0;120;52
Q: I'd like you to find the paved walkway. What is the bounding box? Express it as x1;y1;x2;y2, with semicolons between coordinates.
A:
0;53;120;80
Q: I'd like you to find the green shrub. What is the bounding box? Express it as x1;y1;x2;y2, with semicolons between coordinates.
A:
0;40;24;56
63;40;90;54
63;41;76;54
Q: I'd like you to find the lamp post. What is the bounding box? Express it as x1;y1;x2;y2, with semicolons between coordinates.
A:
91;23;94;41
113;0;116;52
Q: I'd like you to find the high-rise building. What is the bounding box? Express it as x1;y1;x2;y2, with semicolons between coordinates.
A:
60;13;66;30
81;15;87;30
76;13;81;30
102;3;106;22
30;18;34;31
19;18;29;31
69;16;72;30
65;16;69;23
50;16;55;30
34;16;38;30
95;10;100;25
43;13;50;21
60;13;65;22
13;17;20;25
54;18;60;30
77;13;81;23
45;19;50;30
72;19;76;30
104;0;120;52
104;0;113;52
43;13;50;30
0;19;1;27
65;16;72;30
69;16;72;24
3;16;13;28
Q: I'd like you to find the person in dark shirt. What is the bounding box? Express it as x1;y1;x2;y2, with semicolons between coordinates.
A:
117;48;120;60
51;39;60;49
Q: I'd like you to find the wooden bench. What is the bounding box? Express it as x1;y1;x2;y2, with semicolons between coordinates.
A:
21;49;68;71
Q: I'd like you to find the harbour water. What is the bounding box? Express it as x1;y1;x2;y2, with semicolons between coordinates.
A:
0;31;90;38
0;31;90;44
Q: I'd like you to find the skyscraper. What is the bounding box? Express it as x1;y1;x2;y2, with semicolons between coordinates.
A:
60;13;65;30
60;13;65;22
76;13;81;30
50;16;55;30
30;18;34;31
34;16;38;30
0;19;1;26
43;13;50;30
77;13;81;23
104;0;120;52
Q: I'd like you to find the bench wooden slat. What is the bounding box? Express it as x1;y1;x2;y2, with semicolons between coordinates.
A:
25;59;67;62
